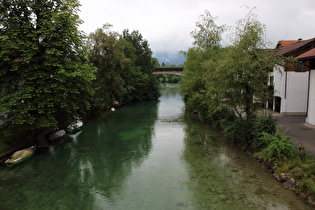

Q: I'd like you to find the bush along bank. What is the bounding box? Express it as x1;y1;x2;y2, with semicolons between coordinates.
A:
254;130;315;206
194;108;315;207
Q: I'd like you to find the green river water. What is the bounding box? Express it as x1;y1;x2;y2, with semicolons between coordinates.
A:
0;84;313;210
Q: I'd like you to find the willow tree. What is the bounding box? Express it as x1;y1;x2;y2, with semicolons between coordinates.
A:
181;10;226;116
0;0;95;137
182;9;284;125
208;11;279;120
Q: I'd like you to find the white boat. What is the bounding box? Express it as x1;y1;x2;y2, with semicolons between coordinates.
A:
49;130;66;141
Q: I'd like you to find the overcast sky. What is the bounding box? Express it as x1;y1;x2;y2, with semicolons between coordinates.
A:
79;0;315;54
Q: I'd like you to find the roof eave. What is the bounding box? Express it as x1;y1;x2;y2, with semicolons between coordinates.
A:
298;56;315;61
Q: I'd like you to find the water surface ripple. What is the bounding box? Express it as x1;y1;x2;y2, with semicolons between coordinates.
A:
0;84;312;210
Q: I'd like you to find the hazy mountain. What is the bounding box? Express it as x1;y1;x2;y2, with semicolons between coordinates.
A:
152;51;186;66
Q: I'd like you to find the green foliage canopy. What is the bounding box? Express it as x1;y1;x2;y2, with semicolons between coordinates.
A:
122;29;160;102
87;24;126;110
182;10;284;121
212;11;279;119
0;0;96;134
87;26;160;109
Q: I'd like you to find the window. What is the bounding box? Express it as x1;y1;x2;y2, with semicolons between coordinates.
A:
296;61;305;72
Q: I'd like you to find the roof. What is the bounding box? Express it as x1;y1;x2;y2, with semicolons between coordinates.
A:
295;48;315;60
276;40;297;48
281;40;298;46
275;38;315;56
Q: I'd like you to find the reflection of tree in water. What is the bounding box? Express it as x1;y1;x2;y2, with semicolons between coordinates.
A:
159;83;181;98
0;101;158;209
70;100;158;205
182;114;312;210
183;113;264;209
182;114;255;209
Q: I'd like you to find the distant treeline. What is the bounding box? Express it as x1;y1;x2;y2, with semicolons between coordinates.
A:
156;63;184;68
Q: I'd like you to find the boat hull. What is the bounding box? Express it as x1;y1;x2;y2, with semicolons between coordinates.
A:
4;145;36;167
48;130;66;141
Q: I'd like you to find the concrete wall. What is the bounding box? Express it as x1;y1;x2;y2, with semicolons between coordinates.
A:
307;70;315;125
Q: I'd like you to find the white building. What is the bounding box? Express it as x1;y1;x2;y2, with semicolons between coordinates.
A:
296;48;315;125
271;38;315;115
273;64;309;114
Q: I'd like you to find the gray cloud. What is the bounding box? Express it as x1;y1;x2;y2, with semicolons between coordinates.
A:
79;0;315;53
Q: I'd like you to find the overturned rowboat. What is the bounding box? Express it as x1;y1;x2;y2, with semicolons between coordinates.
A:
4;145;36;167
49;130;66;141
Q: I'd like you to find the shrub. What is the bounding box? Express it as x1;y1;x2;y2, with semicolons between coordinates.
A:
299;178;315;198
224;117;254;146
261;131;298;163
302;163;315;176
254;131;275;151
185;93;203;113
254;115;277;136
209;106;235;129
223;115;277;148
290;166;306;179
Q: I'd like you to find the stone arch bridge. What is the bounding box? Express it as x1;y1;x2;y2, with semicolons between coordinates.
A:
153;68;183;76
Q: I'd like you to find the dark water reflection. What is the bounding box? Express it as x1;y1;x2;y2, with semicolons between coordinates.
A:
0;101;158;209
0;84;313;210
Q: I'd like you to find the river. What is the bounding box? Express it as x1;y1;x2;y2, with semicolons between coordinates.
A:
0;84;313;210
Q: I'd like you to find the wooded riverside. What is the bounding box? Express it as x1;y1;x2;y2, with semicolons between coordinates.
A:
181;10;315;205
0;0;159;147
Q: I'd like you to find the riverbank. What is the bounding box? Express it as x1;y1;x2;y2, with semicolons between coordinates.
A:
190;108;315;207
0;104;120;164
247;114;315;207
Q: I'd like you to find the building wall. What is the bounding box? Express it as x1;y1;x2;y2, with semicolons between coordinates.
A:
273;64;286;112
285;71;309;114
307;70;315;125
273;64;309;114
273;65;285;97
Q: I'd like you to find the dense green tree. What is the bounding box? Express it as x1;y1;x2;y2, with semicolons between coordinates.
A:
205;11;280;119
87;24;126;110
182;9;285;125
182;9;287;148
151;57;160;68
87;27;159;106
122;30;153;73
181;10;225;116
122;29;160;102
0;0;95;136
190;10;226;50
183;10;279;117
